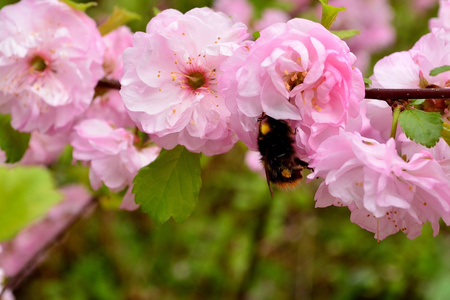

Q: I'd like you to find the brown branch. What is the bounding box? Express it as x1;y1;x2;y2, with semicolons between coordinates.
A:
97;78;121;90
96;79;450;100
365;88;450;100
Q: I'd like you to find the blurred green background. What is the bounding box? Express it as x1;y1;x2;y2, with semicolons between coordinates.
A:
1;0;449;299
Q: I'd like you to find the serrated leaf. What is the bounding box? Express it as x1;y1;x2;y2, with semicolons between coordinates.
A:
59;0;97;11
0;166;62;241
319;0;346;29
133;146;202;224
331;29;359;39
398;109;443;148
253;31;261;40
429;65;450;77
98;6;141;36
442;123;450;147
0;114;31;163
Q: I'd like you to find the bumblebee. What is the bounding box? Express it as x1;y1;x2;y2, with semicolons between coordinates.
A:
257;114;311;197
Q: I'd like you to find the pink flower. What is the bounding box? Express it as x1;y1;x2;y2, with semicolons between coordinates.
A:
430;0;450;42
102;26;134;80
220;18;364;158
0;0;105;134
371;31;450;89
20;131;68;165
326;0;396;73
71;119;160;209
120;8;249;156
309;132;450;240
253;9;290;32
84;91;135;129
213;0;253;26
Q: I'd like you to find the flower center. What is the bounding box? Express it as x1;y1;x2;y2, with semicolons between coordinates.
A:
30;55;47;72
284;71;307;91
186;71;206;90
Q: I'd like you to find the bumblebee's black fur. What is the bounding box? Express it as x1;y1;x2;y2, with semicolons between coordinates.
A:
257;114;310;196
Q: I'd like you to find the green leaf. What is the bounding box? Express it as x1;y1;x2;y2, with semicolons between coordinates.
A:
0;166;62;241
442;123;450;147
153;7;161;16
398;109;443;148
98;6;141;36
0;114;31;163
331;29;359;39
363;78;372;86
429;65;450;77
59;0;97;11
253;31;261;40
410;99;425;106
133;146;202;224
319;0;346;29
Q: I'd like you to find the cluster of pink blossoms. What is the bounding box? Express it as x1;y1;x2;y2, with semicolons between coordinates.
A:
0;0;161;210
0;0;449;244
307;7;450;240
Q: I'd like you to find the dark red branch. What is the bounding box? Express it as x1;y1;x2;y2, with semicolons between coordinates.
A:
365;88;450;100
96;79;450;100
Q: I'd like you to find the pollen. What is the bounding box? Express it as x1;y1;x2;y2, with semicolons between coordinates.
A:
281;168;292;178
260;123;271;135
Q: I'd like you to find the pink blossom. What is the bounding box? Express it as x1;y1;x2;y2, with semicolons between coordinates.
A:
84;91;135;129
220;18;364;158
371;31;450;89
430;0;450;42
253;9;290;32
0;0;105;134
245;150;265;177
120;8;249;156
102;26;134;80
213;0;253;26
309;132;450;240
71;119;160;209
20;131;68;165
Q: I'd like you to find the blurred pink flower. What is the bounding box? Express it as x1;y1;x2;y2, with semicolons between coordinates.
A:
430;0;450;42
253;9;290;32
213;0;253;26
221;18;364;158
309;132;450;240
326;0;395;73
71;119;160;209
414;0;439;11
244;150;265;176
0;0;104;134
20;131;68;165
121;8;249;156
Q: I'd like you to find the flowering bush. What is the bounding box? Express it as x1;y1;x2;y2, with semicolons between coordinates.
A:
0;0;450;297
